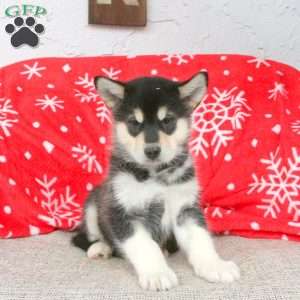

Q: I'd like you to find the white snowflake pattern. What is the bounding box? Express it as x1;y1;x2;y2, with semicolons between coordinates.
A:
268;82;288;100
207;207;233;219
96;102;111;123
72;143;103;174
74;73;98;103
35;175;81;229
248;147;300;228
74;73;111;123
211;207;223;218
101;67;122;80
162;54;194;65
190;87;251;158
75;73;94;89
74;89;99;103
0;98;18;140
247;56;271;68
6;231;13;238
291;120;300;135
35;95;64;112
20;62;46;80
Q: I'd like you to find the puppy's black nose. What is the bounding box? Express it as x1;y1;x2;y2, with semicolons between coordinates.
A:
144;146;161;160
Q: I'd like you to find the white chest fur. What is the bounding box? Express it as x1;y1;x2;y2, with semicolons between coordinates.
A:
112;172;199;231
112;172;163;210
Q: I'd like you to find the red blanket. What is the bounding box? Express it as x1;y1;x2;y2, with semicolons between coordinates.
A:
0;54;299;241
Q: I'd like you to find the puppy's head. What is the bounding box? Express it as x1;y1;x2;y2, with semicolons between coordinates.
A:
95;72;208;165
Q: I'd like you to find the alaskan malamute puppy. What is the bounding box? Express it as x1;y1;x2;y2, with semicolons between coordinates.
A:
72;72;240;291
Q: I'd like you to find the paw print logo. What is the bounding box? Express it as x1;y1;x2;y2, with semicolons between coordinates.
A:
5;16;45;47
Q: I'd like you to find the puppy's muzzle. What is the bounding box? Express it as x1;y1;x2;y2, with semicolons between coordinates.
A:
144;145;161;160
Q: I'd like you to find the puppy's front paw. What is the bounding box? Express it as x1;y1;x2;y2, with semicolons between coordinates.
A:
87;241;112;259
194;259;240;283
138;267;178;291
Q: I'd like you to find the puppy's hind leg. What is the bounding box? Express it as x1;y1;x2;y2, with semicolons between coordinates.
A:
86;241;112;259
73;199;112;259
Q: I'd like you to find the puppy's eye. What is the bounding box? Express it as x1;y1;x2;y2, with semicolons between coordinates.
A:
128;118;141;127
161;116;175;126
127;117;143;135
160;115;176;134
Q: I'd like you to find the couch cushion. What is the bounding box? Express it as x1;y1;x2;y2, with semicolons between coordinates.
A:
0;54;299;241
1;232;299;300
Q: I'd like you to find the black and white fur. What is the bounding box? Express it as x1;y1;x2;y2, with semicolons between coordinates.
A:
72;72;240;291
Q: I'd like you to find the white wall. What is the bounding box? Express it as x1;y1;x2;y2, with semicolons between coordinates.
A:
0;0;299;68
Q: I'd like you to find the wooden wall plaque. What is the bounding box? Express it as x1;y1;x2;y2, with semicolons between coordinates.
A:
89;0;147;27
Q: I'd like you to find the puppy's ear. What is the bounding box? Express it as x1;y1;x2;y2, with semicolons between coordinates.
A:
178;72;208;110
94;76;125;108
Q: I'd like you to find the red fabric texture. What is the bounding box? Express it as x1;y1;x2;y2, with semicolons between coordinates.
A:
0;54;299;241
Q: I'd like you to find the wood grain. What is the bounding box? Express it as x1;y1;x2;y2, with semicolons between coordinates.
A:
89;0;147;27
